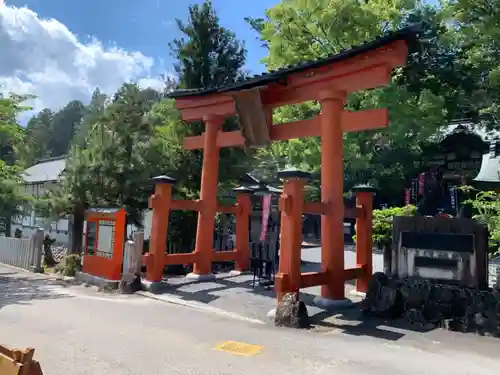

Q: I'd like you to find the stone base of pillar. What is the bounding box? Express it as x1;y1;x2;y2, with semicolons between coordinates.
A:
141;279;168;294
349;290;367;299
185;272;216;282
228;270;249;276
313;296;354;311
29;266;44;274
266;308;276;320
75;271;119;290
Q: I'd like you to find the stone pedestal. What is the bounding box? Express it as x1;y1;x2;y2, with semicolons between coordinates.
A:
185;272;216;282
313;296;354;311
75;271;119;289
141;279;168;294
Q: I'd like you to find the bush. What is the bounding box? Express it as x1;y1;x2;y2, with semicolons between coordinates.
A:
56;254;82;277
354;205;417;250
464;189;500;257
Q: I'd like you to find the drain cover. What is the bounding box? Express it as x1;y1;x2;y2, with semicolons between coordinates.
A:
214;341;264;357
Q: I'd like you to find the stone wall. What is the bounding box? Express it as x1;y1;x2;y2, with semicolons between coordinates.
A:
363;273;500;337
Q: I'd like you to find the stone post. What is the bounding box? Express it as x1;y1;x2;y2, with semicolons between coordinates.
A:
132;231;144;275
30;228;44;273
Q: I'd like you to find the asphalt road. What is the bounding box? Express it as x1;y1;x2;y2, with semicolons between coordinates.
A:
1;264;500;375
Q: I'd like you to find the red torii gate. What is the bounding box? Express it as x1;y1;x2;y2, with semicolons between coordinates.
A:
146;26;419;303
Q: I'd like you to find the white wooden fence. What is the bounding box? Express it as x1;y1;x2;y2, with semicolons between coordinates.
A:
0;229;44;272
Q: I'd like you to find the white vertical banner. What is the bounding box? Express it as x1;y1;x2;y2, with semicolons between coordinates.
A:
260;194;271;241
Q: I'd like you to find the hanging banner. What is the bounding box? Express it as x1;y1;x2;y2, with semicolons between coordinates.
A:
260;194;272;241
404;188;410;205
418;173;425;196
449;185;457;209
411;179;418;204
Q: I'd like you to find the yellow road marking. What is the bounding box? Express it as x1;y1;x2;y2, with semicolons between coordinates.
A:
214;341;264;357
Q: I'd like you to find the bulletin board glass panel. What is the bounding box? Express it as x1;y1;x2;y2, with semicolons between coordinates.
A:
86;221;97;255
97;220;114;258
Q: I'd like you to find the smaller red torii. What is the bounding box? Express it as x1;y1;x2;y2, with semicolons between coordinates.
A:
145;25;420;305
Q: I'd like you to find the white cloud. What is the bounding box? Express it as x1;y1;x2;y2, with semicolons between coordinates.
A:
0;5;165;118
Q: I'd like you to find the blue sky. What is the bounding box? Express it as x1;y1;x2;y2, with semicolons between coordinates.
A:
5;0;277;76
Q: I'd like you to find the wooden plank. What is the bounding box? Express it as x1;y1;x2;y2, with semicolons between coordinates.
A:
216;204;239;214
163;252;197;265
170;199;201;212
300;271;328;288
180;101;235;122
183;108;388;150
302;203;363;218
212;250;238;262
344;266;364;281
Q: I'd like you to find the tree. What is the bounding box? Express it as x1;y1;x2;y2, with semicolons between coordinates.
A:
170;1;247;91
47;100;85;157
74;88;107;147
0;93;31;235
447;0;500;129
24;108;53;165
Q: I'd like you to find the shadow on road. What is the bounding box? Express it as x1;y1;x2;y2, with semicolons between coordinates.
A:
0;269;74;310
155;257;445;342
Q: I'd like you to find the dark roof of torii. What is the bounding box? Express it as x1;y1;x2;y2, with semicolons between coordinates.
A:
168;24;422;99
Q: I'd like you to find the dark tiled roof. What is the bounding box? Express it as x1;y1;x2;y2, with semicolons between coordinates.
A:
168;24;422;99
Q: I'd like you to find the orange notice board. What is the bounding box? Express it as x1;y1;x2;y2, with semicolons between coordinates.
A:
82;208;126;281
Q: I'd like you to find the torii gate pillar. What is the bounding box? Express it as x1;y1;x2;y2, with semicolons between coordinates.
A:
319;90;347;300
189;115;222;280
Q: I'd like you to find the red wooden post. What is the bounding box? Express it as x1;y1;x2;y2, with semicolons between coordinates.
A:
145;175;176;282
192;116;222;278
352;184;376;293
275;168;310;301
319;90;347;300
234;187;253;272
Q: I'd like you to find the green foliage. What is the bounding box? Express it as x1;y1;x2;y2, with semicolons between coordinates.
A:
73;88;108;148
248;1;468;203
24;100;86;165
53;84;162;222
47;100;86;156
354;205;417;250
24;109;53;164
463;189;500;257
56;254;82;277
169;0;247;90
0;92;32;235
447;0;500;128
0;93;29;165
